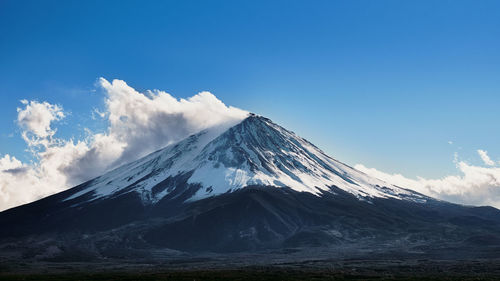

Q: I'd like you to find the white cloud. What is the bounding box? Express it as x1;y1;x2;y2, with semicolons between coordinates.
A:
0;154;66;210
477;149;495;166
355;154;500;208
2;78;499;211
16;100;65;148
95;78;248;169
0;101;75;211
91;108;106;120
0;78;248;211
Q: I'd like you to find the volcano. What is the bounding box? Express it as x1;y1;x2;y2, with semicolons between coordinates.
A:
1;114;500;259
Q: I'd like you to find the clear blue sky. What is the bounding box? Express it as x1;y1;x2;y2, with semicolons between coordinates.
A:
1;0;499;178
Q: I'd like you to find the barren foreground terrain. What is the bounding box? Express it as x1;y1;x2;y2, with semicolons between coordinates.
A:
1;248;500;280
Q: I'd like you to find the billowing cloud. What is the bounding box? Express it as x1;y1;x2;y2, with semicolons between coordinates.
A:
355;154;500;208
95;78;248;170
0;101;73;210
0;78;248;211
477;149;495;166
0;153;65;211
2;78;499;211
17;100;65;148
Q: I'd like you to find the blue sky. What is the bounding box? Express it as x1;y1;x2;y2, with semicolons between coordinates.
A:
1;0;499;179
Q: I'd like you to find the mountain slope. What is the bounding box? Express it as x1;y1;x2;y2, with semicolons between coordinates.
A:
62;114;426;206
0;114;500;258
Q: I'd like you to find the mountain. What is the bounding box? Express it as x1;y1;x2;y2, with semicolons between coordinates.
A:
63;113;427;205
1;114;500;260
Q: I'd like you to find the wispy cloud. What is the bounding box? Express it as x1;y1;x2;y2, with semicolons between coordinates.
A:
477;149;495;166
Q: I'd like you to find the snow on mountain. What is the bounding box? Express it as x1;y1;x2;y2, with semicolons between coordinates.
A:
64;114;427;205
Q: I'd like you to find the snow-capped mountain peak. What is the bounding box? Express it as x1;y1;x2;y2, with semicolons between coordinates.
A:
65;114;426;204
